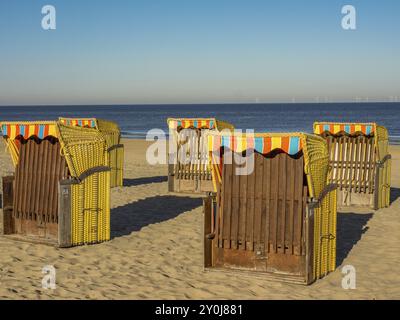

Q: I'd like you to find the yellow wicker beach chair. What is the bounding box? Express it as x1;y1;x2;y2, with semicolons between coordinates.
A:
0;121;111;247
314;122;391;209
167;118;234;194
59;117;124;188
204;132;337;285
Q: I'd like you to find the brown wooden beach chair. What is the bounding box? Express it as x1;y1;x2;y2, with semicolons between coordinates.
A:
203;132;337;285
314;122;391;209
0;121;111;247
167;118;234;194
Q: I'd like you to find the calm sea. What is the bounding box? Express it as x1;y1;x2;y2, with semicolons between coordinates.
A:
0;103;399;143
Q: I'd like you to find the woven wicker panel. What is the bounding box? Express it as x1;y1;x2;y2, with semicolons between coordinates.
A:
96;119;124;187
57;122;111;245
313;189;337;280
59;118;124;187
71;170;110;245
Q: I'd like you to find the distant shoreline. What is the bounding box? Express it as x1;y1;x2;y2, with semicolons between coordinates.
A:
1;101;400;108
1;103;399;143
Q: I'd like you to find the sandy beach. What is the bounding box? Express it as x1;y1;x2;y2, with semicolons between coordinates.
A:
0;139;399;300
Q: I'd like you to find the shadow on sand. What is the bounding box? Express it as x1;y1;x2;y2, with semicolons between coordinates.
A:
336;211;373;266
111;195;202;238
123;176;168;187
390;187;400;204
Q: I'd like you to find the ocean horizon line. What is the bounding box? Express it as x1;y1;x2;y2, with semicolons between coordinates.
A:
1;101;399;108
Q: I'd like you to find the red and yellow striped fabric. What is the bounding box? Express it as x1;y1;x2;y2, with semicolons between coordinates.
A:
59;118;97;128
208;134;303;155
168;118;216;130
314;122;375;136
1;122;57;140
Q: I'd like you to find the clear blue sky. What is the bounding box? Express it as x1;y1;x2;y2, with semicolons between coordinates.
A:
0;0;399;105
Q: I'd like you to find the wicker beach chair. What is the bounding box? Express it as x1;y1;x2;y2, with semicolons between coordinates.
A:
314;122;391;209
203;132;337;285
0;121;111;247
167;118;234;194
59;118;124;188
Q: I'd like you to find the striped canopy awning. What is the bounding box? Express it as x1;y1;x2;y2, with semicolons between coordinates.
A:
59;118;97;128
208;133;303;155
314;122;376;136
1;122;57;140
208;132;327;198
168;118;216;130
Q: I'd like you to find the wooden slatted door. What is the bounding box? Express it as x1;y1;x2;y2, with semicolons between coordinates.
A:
213;151;309;277
327;135;376;194
12;138;69;240
172;129;213;193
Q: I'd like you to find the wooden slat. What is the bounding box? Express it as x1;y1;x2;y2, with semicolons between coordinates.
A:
359;136;365;192
365;137;371;192
199;131;204;181
353;137;359;192
174;135;180;180
194;130;199;182
43;140;53;221
263;153;271;254
2;176;15;235
34;139;44;219
254;153;264;250
14;140;23;218
21;139;31;219
197;130;202;181
286;155;295;255
48;141;57;222
203;196;212;267
215;178;221;248
358;136;365;193
278;153;287;254
245;152;256;251
338;136;343;188
362;136;369;193
29;139;39;220
58;182;72;247
357;136;364;193
270;154;279;253
368;137;376;192
341;136;347;187
344;136;351;189
222;159;232;249
28;140;36;219
348;137;355;193
18;140;27;219
238;158;248;250
50;140;60;221
38;140;48;220
230;154;240;249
